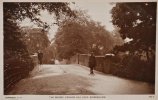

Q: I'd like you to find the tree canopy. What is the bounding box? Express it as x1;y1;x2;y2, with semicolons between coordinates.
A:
4;2;75;28
22;27;50;54
111;2;156;61
4;2;75;68
54;11;119;59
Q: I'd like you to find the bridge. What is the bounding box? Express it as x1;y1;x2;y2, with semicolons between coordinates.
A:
8;64;154;95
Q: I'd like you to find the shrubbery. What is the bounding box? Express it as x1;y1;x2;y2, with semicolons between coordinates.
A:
110;54;155;83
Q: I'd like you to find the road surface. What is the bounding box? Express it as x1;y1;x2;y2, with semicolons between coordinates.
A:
8;64;154;95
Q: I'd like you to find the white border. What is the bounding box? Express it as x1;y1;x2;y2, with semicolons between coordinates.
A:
0;0;157;100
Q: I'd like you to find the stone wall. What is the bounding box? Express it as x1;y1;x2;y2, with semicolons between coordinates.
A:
70;54;115;74
70;54;155;83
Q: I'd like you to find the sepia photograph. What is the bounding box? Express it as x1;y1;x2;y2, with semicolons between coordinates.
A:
2;0;156;98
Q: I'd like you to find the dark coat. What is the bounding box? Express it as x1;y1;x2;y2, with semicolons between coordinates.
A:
88;55;96;68
38;52;43;60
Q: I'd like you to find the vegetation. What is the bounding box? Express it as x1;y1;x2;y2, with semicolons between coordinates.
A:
4;2;155;93
4;2;75;66
54;11;123;59
111;2;156;61
4;2;74;93
22;27;50;54
111;2;156;83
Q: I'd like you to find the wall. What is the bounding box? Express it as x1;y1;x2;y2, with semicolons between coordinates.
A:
70;54;155;83
4;54;37;94
70;54;115;74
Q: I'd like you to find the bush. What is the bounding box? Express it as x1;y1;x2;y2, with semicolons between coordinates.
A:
111;54;155;83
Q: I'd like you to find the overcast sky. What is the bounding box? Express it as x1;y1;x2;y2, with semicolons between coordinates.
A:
70;1;115;31
20;2;115;40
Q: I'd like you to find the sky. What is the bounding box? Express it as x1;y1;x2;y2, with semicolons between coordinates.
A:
70;1;115;31
20;2;115;40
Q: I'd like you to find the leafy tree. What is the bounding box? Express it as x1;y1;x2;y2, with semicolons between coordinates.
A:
4;2;75;60
4;3;75;93
55;11;117;59
4;2;75;90
42;43;57;64
55;21;88;59
111;26;124;47
4;19;29;59
111;2;156;62
22;27;50;54
4;2;75;28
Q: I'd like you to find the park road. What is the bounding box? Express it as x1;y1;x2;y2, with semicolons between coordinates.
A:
8;64;154;95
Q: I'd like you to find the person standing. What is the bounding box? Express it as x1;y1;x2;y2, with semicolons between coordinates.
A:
88;52;96;74
37;50;43;65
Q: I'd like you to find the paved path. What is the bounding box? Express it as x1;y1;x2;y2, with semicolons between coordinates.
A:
8;64;154;95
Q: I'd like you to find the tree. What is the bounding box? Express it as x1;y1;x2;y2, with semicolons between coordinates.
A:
22;27;50;54
4;2;75;28
4;2;75;82
4;2;75;60
111;2;156;62
4;2;76;93
4;18;29;59
111;26;124;47
55;10;117;59
55;21;88;59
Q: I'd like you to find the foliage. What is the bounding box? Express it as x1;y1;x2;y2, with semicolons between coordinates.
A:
42;43;57;64
110;54;155;83
4;18;34;94
4;20;25;58
55;21;88;59
111;2;156;83
111;2;156;62
111;26;124;47
4;2;75;93
4;16;34;69
4;2;75;29
22;27;50;54
55;11;117;59
4;2;74;64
